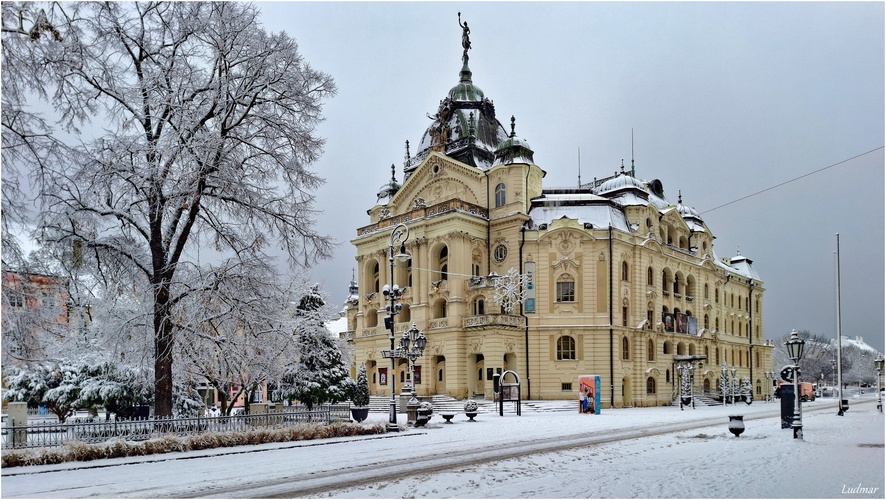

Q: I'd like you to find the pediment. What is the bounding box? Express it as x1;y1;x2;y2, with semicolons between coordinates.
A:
390;152;484;213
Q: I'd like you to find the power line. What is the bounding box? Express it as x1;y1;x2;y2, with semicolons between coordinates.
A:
700;146;884;214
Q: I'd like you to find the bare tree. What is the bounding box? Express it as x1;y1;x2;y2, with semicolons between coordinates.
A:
1;2;73;267
175;262;299;415
14;2;335;416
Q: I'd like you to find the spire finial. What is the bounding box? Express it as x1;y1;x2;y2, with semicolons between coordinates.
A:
391;163;396;183
621;159;625;174
631;128;636;177
510;115;516;137
678;190;683;204
405;140;410;161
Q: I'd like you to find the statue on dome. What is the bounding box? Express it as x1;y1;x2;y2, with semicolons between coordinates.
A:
458;12;471;64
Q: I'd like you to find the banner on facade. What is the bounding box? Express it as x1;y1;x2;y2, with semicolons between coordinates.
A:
662;312;698;335
524;262;536;313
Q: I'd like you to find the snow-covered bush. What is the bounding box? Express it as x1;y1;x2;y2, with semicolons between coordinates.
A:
351;364;371;407
3;362;83;422
464;400;478;412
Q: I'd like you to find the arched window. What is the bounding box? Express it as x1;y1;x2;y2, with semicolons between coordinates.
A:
646;377;656;395
433;299;447;319
556;336;576;360
647;267;654;286
556;274;575;302
473;296;485;315
704;283;709;299
438;246;449;281
704;314;710;329
495;183;506;207
647;339;655;361
366;309;378;328
622;337;630;360
372;261;380;293
622;261;630;281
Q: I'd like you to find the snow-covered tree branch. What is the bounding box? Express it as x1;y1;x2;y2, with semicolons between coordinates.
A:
2;2;336;416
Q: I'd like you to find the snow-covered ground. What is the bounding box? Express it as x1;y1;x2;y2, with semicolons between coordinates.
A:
1;395;883;499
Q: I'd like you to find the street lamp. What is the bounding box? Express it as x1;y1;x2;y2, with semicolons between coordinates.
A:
785;329;806;439
400;322;427;422
381;223;410;432
764;371;773;402
874;354;884;413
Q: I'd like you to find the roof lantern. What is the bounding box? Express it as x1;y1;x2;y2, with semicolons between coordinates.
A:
405;13;510;177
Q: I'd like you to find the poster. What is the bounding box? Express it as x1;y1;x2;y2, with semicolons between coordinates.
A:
379;368;387;386
578;375;601;415
414;366;421;385
662;312;675;332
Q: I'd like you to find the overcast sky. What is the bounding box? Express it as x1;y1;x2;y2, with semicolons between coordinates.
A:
255;2;884;353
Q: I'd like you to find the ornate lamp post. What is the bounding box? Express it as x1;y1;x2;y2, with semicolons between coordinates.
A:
400;322;427;423
785;329;806;439
874;354;884;413
381;223;410;432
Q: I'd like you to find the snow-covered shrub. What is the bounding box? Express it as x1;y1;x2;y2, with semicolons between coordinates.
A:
352;364;371;407
464;399;478;412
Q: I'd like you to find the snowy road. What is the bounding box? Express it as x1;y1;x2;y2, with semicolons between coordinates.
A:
2;397;882;498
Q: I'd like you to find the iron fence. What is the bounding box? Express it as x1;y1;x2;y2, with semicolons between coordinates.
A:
1;404;351;450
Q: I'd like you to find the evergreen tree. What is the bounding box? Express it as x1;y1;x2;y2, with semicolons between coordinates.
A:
280;286;350;410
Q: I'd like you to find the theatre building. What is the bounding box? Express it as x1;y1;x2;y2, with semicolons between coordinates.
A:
347;20;773;408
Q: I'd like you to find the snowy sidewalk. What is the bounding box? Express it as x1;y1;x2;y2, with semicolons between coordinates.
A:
1;397;882;498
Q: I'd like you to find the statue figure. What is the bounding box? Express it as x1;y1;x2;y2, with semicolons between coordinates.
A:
458;12;471;63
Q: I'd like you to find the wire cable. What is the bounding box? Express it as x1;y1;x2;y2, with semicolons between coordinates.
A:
700;146;884;214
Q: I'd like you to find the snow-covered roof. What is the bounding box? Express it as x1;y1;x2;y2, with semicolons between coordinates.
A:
529;202;630;232
325;315;349;337
836;336;880;354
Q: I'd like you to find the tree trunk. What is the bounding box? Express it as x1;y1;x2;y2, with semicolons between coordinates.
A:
153;283;174;417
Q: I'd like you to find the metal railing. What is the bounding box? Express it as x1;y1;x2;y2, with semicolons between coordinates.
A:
1;404;351;450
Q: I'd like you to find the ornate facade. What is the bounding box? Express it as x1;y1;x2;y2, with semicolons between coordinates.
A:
347;19;773;407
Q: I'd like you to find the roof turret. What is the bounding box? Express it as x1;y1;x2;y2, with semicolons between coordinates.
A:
493;116;535;165
376;164;401;203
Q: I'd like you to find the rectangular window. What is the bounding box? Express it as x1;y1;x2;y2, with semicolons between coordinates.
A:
556;281;575;302
8;290;23;308
561;383;572;391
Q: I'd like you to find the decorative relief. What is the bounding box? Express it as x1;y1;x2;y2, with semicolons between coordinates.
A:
379;207;391;220
413;198;426;209
552;256;579;272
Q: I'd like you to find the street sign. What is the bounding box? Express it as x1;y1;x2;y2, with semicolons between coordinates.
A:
780;365;800;383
